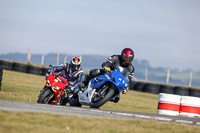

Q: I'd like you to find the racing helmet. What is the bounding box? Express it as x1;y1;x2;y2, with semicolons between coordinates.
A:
70;56;81;72
121;48;134;65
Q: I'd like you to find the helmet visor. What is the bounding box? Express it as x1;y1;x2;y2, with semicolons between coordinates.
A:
71;64;80;71
122;53;134;63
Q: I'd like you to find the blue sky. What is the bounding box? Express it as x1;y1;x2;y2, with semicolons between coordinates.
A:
0;0;200;71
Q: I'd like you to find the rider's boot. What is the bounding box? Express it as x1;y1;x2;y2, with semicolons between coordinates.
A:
110;96;120;103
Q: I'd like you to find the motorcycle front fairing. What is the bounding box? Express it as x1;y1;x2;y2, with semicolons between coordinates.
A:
45;72;68;105
104;69;129;97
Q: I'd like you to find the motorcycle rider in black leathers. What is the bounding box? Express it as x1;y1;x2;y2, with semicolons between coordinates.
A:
79;48;135;103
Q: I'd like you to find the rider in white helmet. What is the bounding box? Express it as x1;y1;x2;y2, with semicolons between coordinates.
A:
48;56;85;102
52;56;84;84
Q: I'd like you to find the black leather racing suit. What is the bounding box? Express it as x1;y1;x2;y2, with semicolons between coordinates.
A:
85;55;135;86
102;55;134;75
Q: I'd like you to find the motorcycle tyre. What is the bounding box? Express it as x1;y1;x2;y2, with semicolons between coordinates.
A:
69;98;82;107
60;97;68;106
37;89;53;104
90;88;115;108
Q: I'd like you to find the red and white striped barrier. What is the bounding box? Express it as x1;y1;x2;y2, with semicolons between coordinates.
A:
157;93;181;116
180;96;200;117
157;93;200;117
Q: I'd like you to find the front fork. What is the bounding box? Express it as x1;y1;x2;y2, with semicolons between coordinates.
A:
59;91;65;105
59;89;72;105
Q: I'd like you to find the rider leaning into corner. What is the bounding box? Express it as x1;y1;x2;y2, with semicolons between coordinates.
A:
79;48;135;103
47;56;85;101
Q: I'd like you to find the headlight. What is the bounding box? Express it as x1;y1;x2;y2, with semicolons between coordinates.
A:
46;80;51;86
52;86;59;91
125;83;128;87
54;79;59;82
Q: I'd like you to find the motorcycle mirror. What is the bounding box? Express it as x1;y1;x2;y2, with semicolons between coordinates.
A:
49;65;54;70
49;65;53;68
49;65;56;77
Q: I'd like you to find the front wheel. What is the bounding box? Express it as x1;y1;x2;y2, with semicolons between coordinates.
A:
37;88;54;104
90;88;114;108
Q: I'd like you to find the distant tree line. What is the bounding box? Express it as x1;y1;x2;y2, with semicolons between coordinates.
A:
0;53;199;87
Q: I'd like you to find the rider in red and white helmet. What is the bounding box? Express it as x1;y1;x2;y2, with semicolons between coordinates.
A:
70;56;82;72
79;48;135;103
47;56;85;103
52;56;84;83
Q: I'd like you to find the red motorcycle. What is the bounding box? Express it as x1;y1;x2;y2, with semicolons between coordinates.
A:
37;65;69;105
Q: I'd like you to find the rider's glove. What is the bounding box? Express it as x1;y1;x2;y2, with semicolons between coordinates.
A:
103;67;111;73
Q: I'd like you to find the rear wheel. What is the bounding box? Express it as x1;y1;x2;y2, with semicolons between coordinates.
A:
37;88;54;104
90;88;114;108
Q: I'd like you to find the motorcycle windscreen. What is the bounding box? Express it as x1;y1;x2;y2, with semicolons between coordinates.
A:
118;66;129;78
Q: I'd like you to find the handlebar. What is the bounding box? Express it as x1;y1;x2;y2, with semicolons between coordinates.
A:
49;65;67;84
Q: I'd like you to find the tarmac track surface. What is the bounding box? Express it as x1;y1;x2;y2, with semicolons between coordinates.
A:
0;100;200;126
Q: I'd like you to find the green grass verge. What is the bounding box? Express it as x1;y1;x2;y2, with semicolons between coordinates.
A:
1;70;200;132
1;110;200;133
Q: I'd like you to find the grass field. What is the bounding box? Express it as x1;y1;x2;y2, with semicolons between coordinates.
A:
1;70;200;133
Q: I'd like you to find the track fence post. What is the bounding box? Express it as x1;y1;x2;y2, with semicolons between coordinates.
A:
41;55;44;66
64;56;67;64
26;48;31;64
56;52;59;66
145;68;148;81
189;71;192;87
166;69;170;84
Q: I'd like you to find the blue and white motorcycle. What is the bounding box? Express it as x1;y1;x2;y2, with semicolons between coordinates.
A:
69;66;130;108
